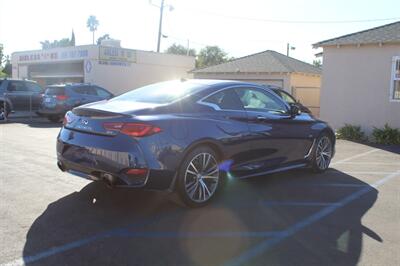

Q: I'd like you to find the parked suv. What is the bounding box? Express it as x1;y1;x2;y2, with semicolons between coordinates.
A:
37;83;114;122
0;79;44;120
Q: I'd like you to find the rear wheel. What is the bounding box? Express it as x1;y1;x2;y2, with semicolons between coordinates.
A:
177;146;221;207
0;102;9;120
48;115;62;123
311;134;333;172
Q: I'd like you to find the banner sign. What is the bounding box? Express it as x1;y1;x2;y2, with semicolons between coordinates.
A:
17;49;89;63
99;46;136;63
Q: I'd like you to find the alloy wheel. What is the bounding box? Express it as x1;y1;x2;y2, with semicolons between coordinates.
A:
316;136;332;170
184;152;219;203
0;106;5;120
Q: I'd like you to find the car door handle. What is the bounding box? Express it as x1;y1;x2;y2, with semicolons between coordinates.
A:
256;115;267;121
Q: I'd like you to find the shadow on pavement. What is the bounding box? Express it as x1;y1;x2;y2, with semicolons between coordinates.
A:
23;169;379;266
0;116;61;128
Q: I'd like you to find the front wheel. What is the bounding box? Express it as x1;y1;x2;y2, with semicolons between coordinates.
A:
311;134;333;172
176;146;222;208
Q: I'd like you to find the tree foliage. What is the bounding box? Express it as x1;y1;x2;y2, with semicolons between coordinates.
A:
97;34;111;45
196;46;229;68
40;38;73;49
87;15;99;32
165;43;196;57
0;45;11;77
313;59;322;68
87;15;99;44
70;30;76;46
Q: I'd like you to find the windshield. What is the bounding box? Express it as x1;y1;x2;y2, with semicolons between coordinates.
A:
113;80;205;104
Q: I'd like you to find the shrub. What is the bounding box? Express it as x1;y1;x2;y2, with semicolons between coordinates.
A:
372;124;400;145
336;124;365;141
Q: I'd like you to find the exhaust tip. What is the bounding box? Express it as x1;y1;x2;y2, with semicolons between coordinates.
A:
57;161;66;172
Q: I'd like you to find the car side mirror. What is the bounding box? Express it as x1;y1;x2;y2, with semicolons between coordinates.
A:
289;104;300;117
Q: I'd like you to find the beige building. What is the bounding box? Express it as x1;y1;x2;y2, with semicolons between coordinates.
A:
192;50;322;116
11;43;195;95
314;21;400;134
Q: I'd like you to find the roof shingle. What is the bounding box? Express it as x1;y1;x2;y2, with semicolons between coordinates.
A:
313;21;400;47
192;50;321;75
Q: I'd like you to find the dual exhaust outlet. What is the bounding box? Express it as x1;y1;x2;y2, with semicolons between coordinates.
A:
57;161;117;187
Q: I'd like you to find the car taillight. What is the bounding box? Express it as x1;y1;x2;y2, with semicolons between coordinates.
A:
56;95;68;101
63;112;74;126
103;122;161;137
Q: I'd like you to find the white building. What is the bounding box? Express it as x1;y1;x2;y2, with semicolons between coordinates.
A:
314;21;400;134
11;43;195;95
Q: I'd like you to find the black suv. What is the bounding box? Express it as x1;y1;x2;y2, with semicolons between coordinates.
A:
37;83;114;122
0;79;44;120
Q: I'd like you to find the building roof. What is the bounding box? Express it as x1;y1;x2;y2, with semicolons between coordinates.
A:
191;50;321;75
313;21;400;47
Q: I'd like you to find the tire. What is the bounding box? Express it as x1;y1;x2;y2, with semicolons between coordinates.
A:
0;102;9;120
48;115;62;123
176;146;222;208
311;133;333;172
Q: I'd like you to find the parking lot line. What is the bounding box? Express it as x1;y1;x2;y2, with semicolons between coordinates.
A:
0;147;394;266
224;170;400;266
331;149;379;166
336;162;400;165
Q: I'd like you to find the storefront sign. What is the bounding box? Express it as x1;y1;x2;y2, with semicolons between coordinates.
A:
99;47;136;63
18;49;89;63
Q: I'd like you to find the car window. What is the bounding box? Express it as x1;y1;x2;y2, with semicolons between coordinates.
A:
7;81;28;92
115;80;205;104
277;90;296;104
235;87;287;114
203;89;243;110
95;87;112;98
72;86;97;96
25;82;43;93
45;87;65;95
85;86;98;96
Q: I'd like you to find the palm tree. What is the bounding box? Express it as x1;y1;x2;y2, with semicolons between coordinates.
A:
86;15;99;45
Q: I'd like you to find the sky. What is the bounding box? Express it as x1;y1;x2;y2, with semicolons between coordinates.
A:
0;0;399;64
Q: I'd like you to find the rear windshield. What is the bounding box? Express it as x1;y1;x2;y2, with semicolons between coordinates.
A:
114;80;205;104
45;87;65;95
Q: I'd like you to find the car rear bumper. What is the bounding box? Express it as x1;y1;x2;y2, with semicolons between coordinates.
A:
57;127;175;190
37;106;68;116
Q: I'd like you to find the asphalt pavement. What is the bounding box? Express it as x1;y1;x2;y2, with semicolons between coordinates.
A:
0;119;399;266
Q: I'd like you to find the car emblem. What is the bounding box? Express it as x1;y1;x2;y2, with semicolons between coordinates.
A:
81;119;89;125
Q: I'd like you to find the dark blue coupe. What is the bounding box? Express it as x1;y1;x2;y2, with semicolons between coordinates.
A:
57;79;335;207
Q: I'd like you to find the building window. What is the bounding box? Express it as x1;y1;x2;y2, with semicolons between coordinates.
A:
391;56;400;101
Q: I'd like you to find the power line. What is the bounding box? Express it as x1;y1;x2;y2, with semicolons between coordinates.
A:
192;11;400;24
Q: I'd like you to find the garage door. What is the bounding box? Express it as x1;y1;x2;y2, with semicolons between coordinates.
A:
292;86;320;117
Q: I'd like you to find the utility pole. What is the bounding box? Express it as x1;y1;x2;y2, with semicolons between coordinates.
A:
287;43;296;57
186;39;190;56
156;0;165;53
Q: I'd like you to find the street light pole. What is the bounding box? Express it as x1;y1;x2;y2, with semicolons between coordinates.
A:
286;43;296;57
156;0;165;53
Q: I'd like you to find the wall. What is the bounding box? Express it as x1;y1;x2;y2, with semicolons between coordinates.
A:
290;73;321;116
320;44;400;134
85;51;194;95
